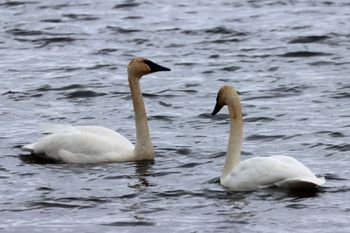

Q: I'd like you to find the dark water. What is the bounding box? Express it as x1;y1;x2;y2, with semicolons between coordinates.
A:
1;0;350;232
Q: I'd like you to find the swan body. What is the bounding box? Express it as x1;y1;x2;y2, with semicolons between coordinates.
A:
220;155;325;191
212;85;325;191
21;57;170;163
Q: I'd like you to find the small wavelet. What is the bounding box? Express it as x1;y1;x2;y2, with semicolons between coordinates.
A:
329;132;345;137
211;151;226;158
164;43;185;48
182;26;247;44
36;186;54;192
209;38;243;44
324;173;347;181
246;134;285;141
205;26;247;36
38;3;89;10
175;148;192;155
6;28;43;36
63;90;107;99
221;66;241;72
3;90;42;101
279;51;332;57
176;162;202;168
15;36;78;48
308;143;324;148
148;115;175;123
158;189;194;198
113;2;141;9
85;64;115;70
245;85;310;100
41;19;62;23
315;131;345;138
271;85;310;94
102;221;155;227
174;62;197;67
244;117;275;122
308;61;335;66
142;91;178;99
28;201;89;209
95;48;118;55
325;143;350;152
158;101;172;107
0;1;37;7
62;13;99;21
285;203;309;209
35;84;85;92
288;35;330;44
106;26;141;34
268;66;279;71
331;92;350;99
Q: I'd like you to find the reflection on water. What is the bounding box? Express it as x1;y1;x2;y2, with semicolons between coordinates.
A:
133;160;153;189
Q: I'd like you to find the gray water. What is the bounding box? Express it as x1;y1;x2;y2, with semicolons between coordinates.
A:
1;0;350;232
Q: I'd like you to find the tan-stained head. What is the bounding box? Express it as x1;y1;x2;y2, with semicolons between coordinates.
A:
128;57;170;77
212;85;240;116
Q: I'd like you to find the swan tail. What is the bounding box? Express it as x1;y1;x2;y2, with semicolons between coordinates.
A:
275;176;325;190
21;143;36;153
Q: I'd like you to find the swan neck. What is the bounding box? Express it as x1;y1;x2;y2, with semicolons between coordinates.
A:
128;72;154;159
221;101;243;180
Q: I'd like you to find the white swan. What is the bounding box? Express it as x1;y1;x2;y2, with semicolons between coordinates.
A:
211;85;325;191
21;57;170;163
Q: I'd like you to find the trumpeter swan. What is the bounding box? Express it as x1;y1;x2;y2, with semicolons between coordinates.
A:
21;57;170;163
211;85;325;191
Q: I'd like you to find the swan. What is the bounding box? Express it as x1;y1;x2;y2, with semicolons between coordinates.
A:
211;85;325;191
21;57;170;163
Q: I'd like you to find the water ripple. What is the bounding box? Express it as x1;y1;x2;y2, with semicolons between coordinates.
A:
246;134;285;141
63;90;107;99
288;35;331;44
1;0;349;232
113;2;141;9
279;51;332;57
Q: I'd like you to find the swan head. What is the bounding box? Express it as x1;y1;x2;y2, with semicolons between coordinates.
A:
128;57;170;77
212;85;240;116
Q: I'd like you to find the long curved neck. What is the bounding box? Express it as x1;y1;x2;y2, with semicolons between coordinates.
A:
128;71;154;160
221;99;243;180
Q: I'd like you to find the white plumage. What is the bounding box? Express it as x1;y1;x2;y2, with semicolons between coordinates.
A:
220;155;325;191
21;57;170;163
212;85;325;191
22;125;134;163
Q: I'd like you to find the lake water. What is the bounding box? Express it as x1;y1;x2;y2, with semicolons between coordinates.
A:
1;0;349;232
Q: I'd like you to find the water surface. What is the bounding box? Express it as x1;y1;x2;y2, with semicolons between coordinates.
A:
1;0;350;232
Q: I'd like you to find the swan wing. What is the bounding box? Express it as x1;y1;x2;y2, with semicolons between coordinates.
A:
275;176;325;189
222;156;324;191
21;125;134;163
76;125;133;147
39;124;132;147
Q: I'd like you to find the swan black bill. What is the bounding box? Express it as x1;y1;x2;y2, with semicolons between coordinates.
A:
212;102;224;116
144;59;171;72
